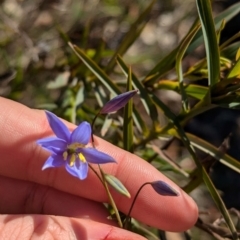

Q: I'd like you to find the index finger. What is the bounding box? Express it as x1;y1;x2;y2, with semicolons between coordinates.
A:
0;97;198;231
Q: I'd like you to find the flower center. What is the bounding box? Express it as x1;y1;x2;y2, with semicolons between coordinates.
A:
62;142;87;167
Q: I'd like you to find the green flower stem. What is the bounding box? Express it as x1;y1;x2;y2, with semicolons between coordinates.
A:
124;182;151;229
90;114;122;227
99;165;123;228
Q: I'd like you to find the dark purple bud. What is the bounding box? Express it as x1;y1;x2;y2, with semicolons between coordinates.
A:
151;181;179;196
100;90;138;114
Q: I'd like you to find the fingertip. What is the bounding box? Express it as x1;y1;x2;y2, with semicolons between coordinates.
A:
173;190;198;231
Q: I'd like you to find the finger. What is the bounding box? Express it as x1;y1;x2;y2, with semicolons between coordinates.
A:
0;214;146;240
0;175;114;225
0;97;198;231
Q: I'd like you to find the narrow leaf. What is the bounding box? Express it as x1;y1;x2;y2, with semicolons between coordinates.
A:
69;42;147;135
187;133;240;174
196;0;220;86
221;41;240;60
175;23;201;110
156;80;208;100
123;67;134;152
152;93;238;238
105;174;131;198
68;42;120;95
144;2;240;85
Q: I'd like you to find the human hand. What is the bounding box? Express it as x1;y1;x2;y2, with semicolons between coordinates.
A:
0;97;198;239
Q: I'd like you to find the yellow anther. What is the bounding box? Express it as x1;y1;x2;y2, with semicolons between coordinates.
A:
69;154;76;167
78;153;86;163
63;151;68;161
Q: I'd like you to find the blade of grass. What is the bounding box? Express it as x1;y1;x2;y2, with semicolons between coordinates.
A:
144;2;240;85
155;80;208;100
123;67;134;152
176;23;201;111
187;133;240;174
69;42;120;95
143;19;201;85
151;93;238;239
69;42;148;136
196;0;220;87
221;41;240;61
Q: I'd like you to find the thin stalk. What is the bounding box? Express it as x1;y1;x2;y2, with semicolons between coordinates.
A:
90;116;122;227
124;182;151;229
99;165;123;228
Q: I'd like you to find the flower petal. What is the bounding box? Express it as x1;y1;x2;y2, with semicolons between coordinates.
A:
46;111;70;141
70;121;91;145
151;181;179;196
100;90;138;114
42;154;65;170
65;161;88;180
81;148;116;164
37;137;67;149
41;146;64;154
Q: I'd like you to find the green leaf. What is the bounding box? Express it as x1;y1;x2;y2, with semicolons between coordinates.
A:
216;20;226;45
189;2;240;53
175;23;201;110
187;133;240;174
228;58;240;78
156;80;208;100
196;0;220;87
123;67;134;152
105;174;131;198
68;42;120;96
132;107;149;136
105;0;156;72
202;168;238;240
144;2;240;85
117;55;159;129
152;93;238;239
69;42;149;137
221;41;240;59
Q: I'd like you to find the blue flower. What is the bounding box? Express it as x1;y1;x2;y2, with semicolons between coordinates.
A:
37;111;116;180
100;90;138;114
151;181;179;196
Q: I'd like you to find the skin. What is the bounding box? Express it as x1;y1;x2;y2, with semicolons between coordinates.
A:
0;97;198;240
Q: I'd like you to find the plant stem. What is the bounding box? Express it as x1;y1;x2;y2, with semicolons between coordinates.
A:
124;182;151;229
99;165;123;228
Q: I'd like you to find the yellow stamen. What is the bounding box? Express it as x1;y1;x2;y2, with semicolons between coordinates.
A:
63;151;68;161
69;154;76;167
79;153;86;163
